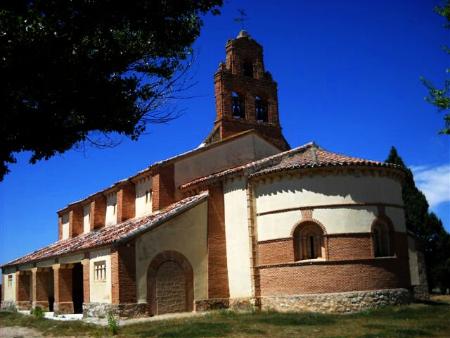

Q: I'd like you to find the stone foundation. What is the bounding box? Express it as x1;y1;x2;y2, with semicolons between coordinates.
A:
260;288;410;313
195;298;229;312
412;285;430;301
0;301;17;312
32;301;49;311
16;301;31;310
83;302;147;318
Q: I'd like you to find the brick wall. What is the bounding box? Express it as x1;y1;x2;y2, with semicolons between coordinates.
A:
258;232;409;265
327;233;373;260
90;194;106;230
207;184;230;299
117;183;136;222
259;257;411;296
152;164;175;211
69;206;83;237
16;271;31;302
258;238;294;265
111;243;137;304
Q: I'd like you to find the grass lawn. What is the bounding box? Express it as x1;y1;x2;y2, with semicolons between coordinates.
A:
1;297;450;337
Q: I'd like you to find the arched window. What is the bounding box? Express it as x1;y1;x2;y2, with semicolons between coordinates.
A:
255;96;268;122
243;61;253;77
232;92;245;119
293;222;325;261
372;222;391;257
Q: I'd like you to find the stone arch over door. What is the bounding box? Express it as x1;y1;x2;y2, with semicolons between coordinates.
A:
147;251;194;316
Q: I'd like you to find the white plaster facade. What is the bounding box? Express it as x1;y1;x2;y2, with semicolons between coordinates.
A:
89;248;112;303
135;177;152;217
105;192;117;226
61;213;69;240
83;204;90;234
255;174;405;241
223;178;253;298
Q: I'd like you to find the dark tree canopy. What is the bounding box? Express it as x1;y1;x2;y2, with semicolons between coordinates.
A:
386;146;450;292
0;0;222;180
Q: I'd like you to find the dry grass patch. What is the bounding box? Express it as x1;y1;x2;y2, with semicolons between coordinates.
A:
1;299;449;337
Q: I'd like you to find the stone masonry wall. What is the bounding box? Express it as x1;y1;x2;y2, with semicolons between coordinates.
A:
260;288;410;313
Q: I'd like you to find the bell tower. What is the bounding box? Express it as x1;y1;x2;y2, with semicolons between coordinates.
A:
204;30;290;150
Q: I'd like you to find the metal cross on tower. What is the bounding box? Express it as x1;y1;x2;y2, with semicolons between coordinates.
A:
234;9;248;30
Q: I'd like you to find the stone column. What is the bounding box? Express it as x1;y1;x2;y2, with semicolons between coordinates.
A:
53;264;74;314
32;268;51;311
15;270;32;310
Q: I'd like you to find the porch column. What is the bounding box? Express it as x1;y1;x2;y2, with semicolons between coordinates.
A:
81;258;90;305
31;268;52;311
15;270;32;310
53;264;73;314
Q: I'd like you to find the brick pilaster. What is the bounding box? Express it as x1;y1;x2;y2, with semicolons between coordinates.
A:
53;264;73;314
15;270;32;310
31;268;51;310
207;184;230;299
81;258;90;304
69;206;83;237
90;194;106;230
111;243;137;305
152;164;175;211
117;183;136;222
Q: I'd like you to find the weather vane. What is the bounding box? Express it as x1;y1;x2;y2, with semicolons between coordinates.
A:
234;9;248;30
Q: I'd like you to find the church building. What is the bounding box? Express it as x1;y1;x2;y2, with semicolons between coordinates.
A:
1;31;427;317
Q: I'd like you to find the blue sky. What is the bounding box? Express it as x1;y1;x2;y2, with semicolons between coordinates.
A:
1;0;449;270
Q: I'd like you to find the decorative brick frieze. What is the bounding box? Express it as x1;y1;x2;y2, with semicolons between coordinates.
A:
117;183;136;222
207;184;230;299
152;164;175;211
260;288;410;313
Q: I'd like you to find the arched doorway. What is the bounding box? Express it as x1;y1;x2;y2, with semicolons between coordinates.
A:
147;251;193;316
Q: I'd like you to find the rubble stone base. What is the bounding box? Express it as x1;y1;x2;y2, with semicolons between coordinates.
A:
412;285;430;301
83;302;147;318
260;288;411;313
0;301;17;312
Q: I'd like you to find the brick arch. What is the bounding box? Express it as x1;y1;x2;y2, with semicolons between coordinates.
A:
147;251;193;316
291;220;327;261
370;216;395;257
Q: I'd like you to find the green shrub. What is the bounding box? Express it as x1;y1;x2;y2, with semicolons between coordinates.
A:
107;311;119;335
31;307;44;319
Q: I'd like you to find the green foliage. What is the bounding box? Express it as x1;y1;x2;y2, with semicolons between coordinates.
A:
422;0;450;135
386;147;450;292
107;311;119;335
0;0;223;181
30;306;44;319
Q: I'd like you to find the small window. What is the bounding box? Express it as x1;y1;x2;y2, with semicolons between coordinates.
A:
112;203;116;215
294;223;325;261
255;96;268;122
94;261;107;281
145;190;151;204
7;275;13;287
243;61;253;77
373;222;390;257
232;92;245;119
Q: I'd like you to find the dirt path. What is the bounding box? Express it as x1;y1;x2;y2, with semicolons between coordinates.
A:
0;326;43;338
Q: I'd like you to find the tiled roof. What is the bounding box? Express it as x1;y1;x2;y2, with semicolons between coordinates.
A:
2;192;208;268
180;142;402;190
